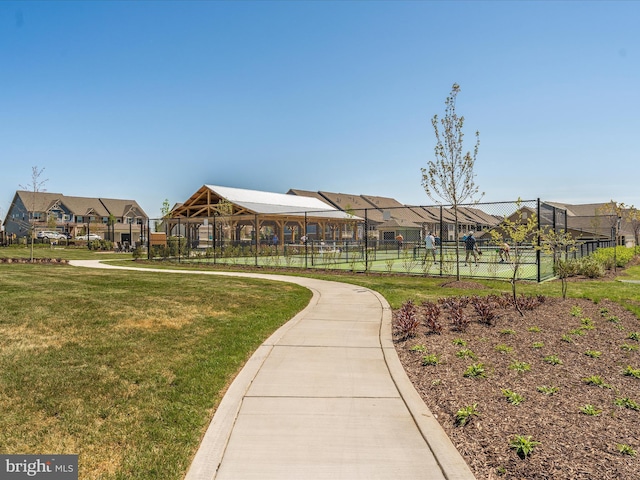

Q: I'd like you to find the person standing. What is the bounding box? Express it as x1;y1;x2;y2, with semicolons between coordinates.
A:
499;242;511;262
395;233;404;249
464;231;478;266
424;231;436;264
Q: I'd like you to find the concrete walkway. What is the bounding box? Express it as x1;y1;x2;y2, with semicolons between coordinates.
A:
70;260;475;480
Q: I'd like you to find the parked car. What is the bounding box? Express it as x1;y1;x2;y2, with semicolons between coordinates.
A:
75;234;102;241
37;231;67;241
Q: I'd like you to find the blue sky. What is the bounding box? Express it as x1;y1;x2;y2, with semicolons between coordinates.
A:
1;0;638;219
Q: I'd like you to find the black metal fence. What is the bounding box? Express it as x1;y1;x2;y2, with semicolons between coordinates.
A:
143;199;617;282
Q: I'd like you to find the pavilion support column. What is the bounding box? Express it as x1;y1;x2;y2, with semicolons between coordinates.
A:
275;219;285;248
296;221;304;243
318;221;326;241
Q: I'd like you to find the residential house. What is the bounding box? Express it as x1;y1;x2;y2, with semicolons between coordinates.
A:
289;189;501;245
3;191;148;245
545;201;636;247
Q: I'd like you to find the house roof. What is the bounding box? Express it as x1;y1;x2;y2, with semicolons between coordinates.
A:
288;189;503;227
360;195;428;224
545;201;631;238
457;206;501;227
377;218;422;229
289;189;386;222
14;191;147;218
199;185;354;219
100;198;147;218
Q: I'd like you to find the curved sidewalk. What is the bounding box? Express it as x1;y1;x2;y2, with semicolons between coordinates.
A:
70;260;475;480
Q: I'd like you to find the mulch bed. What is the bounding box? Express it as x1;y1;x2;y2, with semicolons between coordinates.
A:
394;296;640;479
0;257;68;264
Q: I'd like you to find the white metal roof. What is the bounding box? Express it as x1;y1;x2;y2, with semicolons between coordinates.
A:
204;185;356;219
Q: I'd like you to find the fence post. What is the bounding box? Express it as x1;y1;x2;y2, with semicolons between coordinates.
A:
364;209;368;271
147;218;151;260
254;214;259;267
439;205;444;276
304;212;308;269
537;198;541;282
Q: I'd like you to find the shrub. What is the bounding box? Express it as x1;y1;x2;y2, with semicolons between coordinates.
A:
622;366;640;379
517;294;540;311
570;305;583;317
494;344;513;354
614;397;640;411
470;295;498;325
420;300;442;334
537;385;559;395
394;300;420;340
592;246;635;268
449;304;470;332
582;375;612;389
579;404;602;416
456;348;477;359
438;298;470;332
543;355;562;365
554;258;580;278
509;361;531;373
455;403;480;426
577;256;605;278
502;389;525;405
618;444;637;457
581;317;595;329
464;363;487;378
509;435;540;458
421;353;441;366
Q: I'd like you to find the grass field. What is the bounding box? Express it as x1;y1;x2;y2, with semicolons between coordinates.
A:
0;261;311;479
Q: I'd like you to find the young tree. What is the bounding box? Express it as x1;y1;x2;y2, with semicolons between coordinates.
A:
490;199;539;315
19;166;48;261
597;200;625;271
539;228;577;300
421;83;482;280
161;198;171;218
624;205;640;254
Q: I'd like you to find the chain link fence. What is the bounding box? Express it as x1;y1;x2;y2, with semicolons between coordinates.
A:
143;199;615;282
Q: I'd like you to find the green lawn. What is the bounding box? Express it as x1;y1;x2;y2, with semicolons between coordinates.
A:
0;263;311;480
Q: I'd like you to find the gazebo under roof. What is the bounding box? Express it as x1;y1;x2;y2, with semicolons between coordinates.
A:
171;184;354;219
169;185;360;245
